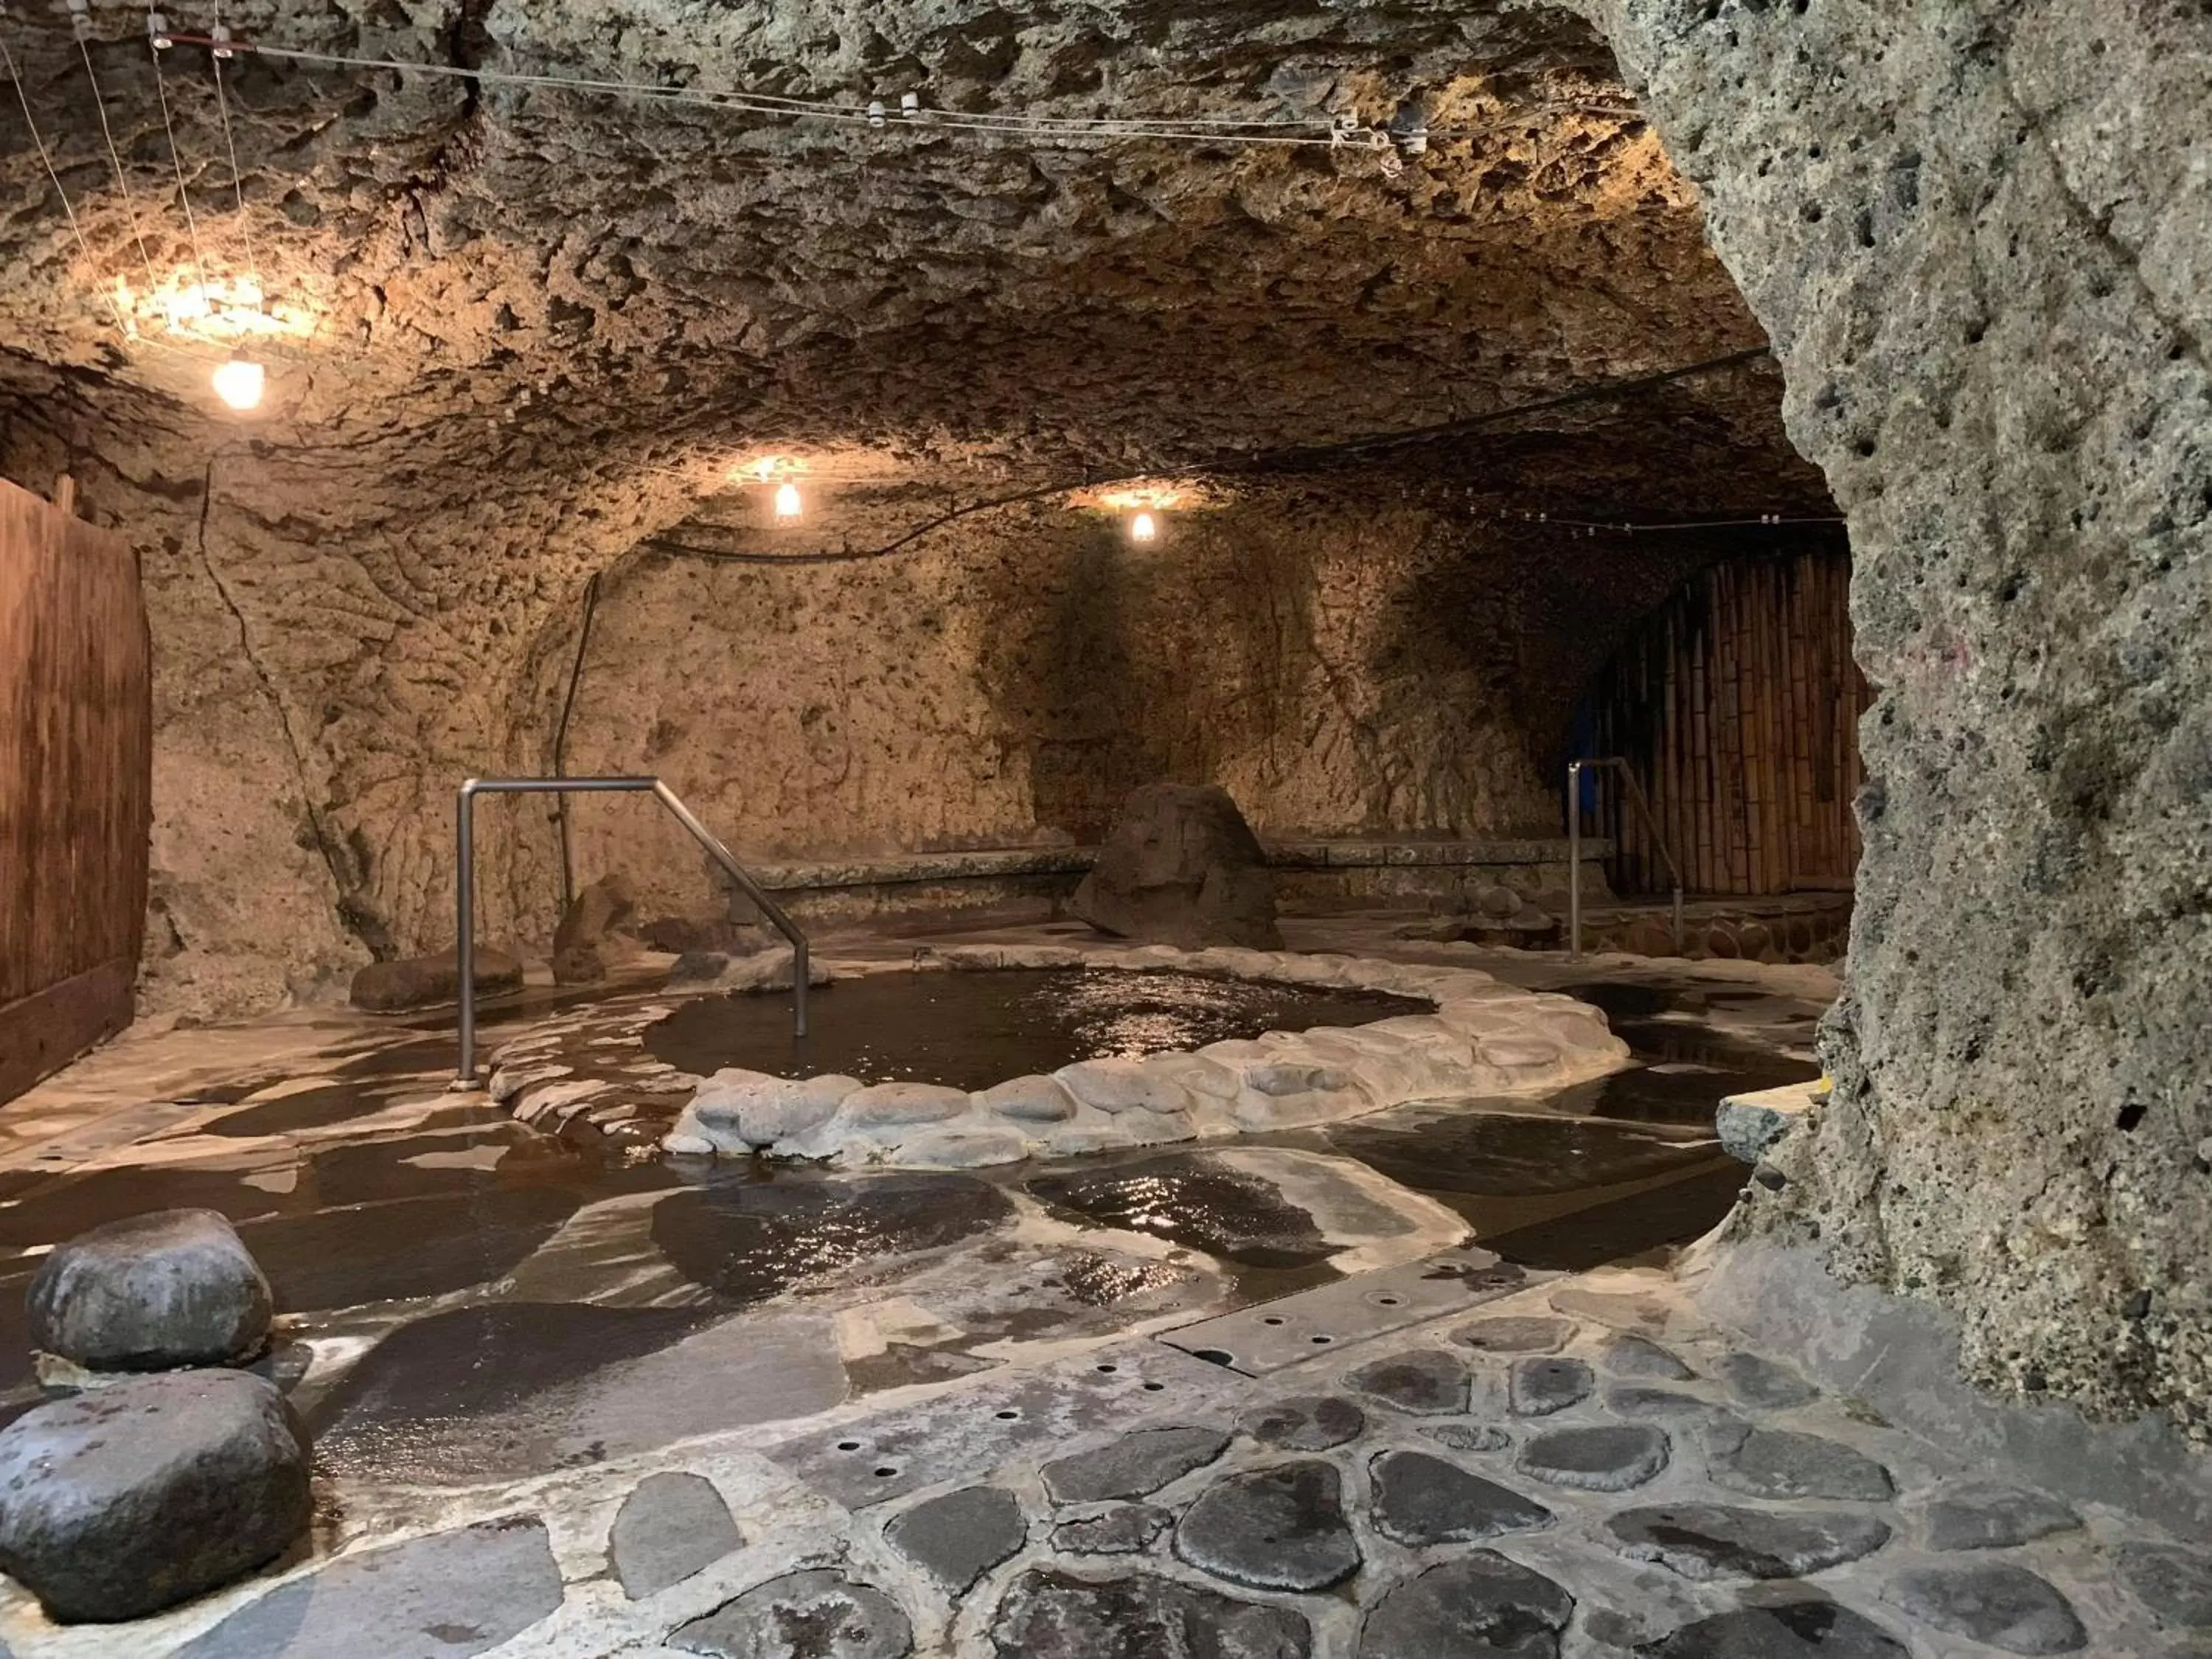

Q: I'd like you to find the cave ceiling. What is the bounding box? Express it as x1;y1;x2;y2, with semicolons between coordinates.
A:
0;0;1829;546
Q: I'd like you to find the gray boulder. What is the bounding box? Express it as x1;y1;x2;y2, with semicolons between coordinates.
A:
1070;783;1282;950
0;1371;311;1622
553;872;639;985
349;946;523;1012
29;1209;271;1371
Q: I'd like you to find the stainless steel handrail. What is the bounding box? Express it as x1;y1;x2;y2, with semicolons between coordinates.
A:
1565;757;1686;961
450;776;810;1088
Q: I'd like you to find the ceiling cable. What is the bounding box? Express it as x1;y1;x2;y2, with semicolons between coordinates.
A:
0;9;136;343
642;348;1798;568
68;4;161;301
205;4;265;305
147;7;213;302
153;29;1638;160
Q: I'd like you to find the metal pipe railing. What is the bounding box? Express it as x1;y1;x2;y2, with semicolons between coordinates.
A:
451;776;809;1088
1566;757;1686;961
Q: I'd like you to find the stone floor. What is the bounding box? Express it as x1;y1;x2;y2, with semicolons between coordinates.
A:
9;923;2201;1655
52;1259;2210;1658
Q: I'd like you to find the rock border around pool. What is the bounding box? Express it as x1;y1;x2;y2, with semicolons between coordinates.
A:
551;943;1629;1169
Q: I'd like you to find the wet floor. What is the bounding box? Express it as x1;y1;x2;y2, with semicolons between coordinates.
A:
0;954;1824;1492
642;967;1425;1091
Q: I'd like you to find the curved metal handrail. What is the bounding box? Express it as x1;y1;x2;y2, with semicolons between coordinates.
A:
450;776;809;1088
1565;757;1686;961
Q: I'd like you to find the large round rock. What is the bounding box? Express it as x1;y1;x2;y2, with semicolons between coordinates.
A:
0;1370;311;1621
28;1208;272;1371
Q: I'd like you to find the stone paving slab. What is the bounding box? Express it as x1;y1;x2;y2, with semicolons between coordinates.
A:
1156;1245;1546;1373
759;1339;1239;1510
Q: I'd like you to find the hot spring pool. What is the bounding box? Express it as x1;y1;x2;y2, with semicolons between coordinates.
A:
642;967;1428;1093
485;944;1635;1170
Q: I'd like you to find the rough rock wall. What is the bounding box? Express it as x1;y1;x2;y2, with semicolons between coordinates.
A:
1579;0;2212;1439
0;379;709;1018
535;487;1720;924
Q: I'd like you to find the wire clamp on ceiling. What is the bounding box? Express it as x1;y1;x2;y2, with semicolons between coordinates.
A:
66;0;91;44
147;11;173;51
209;20;235;59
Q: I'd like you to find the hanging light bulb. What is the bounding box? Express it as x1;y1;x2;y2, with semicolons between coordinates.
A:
212;355;265;411
1129;510;1158;543
773;481;804;521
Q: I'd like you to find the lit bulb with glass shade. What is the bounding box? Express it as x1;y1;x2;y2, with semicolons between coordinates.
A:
1129;510;1158;543
212;355;265;411
773;481;804;521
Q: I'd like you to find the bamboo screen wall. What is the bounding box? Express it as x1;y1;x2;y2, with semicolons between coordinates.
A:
0;478;151;1105
1577;546;1869;898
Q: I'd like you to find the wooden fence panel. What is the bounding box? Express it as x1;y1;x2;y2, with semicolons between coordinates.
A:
0;476;150;1104
1581;546;1868;897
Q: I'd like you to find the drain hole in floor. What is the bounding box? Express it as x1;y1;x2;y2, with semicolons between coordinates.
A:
1191;1349;1237;1367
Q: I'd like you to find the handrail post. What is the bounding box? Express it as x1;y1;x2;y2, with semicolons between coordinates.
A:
1566;760;1585;961
649;782;810;1041
1565;756;1690;961
453;780;479;1089
448;775;810;1089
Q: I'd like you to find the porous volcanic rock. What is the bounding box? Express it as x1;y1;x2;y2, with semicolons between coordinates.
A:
552;872;639;985
671;1570;911;1658
1588;0;2212;1437
1357;1552;1574;1659
1069;784;1283;950
349;947;524;1013
28;1208;272;1371
0;1371;310;1622
990;1568;1311;1658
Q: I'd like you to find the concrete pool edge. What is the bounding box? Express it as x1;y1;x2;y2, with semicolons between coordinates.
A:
482;943;1633;1169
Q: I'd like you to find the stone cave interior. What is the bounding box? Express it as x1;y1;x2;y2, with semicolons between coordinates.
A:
0;1;2205;1655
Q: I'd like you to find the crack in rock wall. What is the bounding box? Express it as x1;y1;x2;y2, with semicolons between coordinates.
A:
1573;0;2212;1441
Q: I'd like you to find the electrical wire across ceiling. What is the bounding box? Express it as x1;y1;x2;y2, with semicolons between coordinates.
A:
640;347;1844;568
147;26;1641;161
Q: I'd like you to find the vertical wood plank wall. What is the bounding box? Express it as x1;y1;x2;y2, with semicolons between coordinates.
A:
0;478;152;1105
1582;547;1869;897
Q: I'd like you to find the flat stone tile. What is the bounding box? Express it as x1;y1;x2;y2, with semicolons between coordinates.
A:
1174;1461;1360;1592
1548;1286;1671;1332
1515;1423;1669;1492
1638;1603;1913;1658
1599;1333;1694;1380
884;1485;1026;1593
989;1568;1310;1657
1606;1504;1892;1581
1509;1356;1593;1416
1051;1504;1171;1556
767;1342;1231;1509
1714;1350;1818;1409
1910;1480;2082;1551
2117;1543;2212;1630
671;1569;912;1658
1705;1426;1893;1502
1041;1427;1229;1505
1453;1315;1573;1354
1239;1394;1366;1451
609;1472;742;1600
1882;1563;2087;1655
1357;1551;1573;1659
174;1515;563;1658
1604;1384;1746;1434
1344;1349;1470;1415
1368;1450;1551;1545
1425;1422;1512;1453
